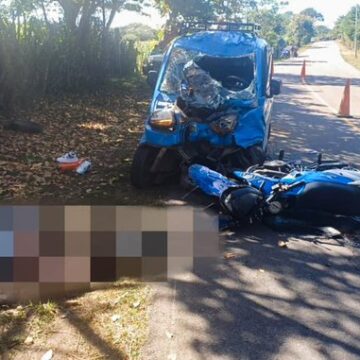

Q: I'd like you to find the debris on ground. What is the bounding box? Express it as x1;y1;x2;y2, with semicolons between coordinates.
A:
224;252;237;260
111;314;121;322
76;160;92;175
0;78;163;205
56;151;79;164
41;349;53;360
278;240;288;248
166;331;174;339
24;336;34;345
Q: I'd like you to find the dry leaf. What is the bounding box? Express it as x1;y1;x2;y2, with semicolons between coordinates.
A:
278;241;288;248
24;336;34;345
224;252;236;260
166;331;174;339
41;349;53;360
111;314;121;322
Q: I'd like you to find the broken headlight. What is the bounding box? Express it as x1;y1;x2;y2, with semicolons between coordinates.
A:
149;109;175;130
210;113;238;136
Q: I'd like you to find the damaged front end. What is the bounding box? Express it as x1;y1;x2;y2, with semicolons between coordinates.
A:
131;30;278;188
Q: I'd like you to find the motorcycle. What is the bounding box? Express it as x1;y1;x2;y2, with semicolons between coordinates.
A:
188;154;360;223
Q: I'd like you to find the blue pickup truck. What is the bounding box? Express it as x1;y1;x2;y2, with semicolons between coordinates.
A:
131;22;281;188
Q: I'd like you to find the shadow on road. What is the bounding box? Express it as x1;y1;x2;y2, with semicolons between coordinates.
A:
270;73;360;165
172;225;360;359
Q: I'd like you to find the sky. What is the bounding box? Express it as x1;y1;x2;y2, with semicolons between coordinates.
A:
112;0;360;29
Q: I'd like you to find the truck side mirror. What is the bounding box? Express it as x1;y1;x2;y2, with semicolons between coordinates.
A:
270;79;282;96
147;70;159;89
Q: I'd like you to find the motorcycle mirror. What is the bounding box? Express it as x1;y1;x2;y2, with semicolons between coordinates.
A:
147;70;158;89
279;150;285;160
317;153;323;165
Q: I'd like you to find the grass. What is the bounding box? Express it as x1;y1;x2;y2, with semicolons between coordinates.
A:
338;41;360;71
0;280;151;359
32;302;58;320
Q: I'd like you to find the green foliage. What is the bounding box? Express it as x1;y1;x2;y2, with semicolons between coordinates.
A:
120;23;157;41
334;6;359;47
300;7;324;22
154;0;322;56
136;39;158;71
0;0;147;113
0;0;332;113
286;14;316;46
315;25;332;41
248;7;287;48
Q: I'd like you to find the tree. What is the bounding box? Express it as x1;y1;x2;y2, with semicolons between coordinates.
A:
287;14;316;46
315;25;332;41
0;0;148;113
333;6;359;47
300;7;324;22
154;0;281;46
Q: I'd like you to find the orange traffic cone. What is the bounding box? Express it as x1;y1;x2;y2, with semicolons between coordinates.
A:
300;60;306;83
337;79;351;118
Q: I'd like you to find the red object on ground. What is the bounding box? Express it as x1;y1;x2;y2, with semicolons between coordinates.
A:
59;159;84;172
338;79;351;118
300;60;306;83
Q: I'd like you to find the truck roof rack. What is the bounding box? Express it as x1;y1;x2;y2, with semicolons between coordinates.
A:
179;21;261;35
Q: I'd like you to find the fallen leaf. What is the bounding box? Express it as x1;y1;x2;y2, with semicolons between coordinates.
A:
24;336;33;345
41;349;53;360
278;241;288;248
109;177;117;185
111;314;121;322
224;252;236;260
133;300;141;308
166;331;174;339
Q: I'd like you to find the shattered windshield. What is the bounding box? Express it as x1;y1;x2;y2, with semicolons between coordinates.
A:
160;47;256;105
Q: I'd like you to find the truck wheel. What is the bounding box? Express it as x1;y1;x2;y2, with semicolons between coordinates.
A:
130;145;159;188
247;144;266;166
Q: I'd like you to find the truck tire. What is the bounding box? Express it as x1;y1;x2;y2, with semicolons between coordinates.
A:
130;145;160;188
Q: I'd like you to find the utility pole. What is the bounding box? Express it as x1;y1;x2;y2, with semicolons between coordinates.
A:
355;4;358;58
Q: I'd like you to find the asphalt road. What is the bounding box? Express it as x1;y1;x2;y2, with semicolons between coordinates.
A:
270;41;360;164
143;42;360;360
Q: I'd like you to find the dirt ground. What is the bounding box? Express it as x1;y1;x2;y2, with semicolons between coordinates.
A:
0;280;151;360
0;77;165;205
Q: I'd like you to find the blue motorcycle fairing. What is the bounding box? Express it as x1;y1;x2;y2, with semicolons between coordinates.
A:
233;169;359;198
189;164;239;197
190;164;360;217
